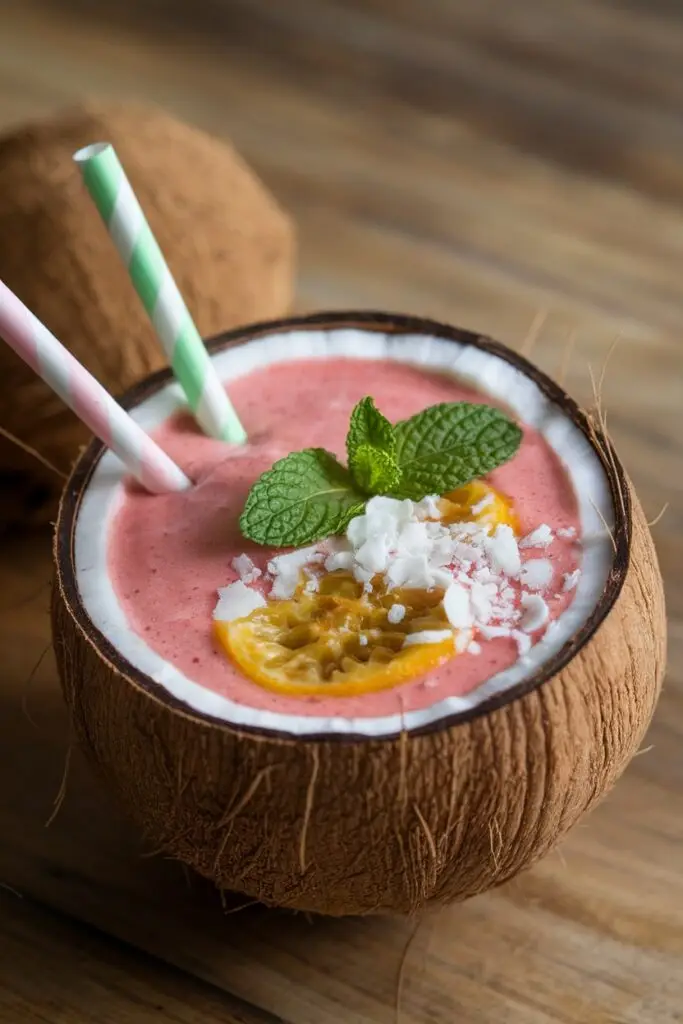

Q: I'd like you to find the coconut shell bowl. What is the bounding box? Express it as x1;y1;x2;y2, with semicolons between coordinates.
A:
52;311;665;918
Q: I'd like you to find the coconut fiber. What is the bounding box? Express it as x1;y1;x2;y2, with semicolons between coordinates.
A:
0;101;295;529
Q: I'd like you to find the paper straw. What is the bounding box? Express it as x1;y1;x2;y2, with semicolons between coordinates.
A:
73;142;247;445
0;279;190;494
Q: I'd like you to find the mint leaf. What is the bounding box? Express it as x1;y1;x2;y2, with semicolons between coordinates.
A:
392;402;522;500
240;448;365;547
348;444;401;495
347;397;396;461
346;396;401;495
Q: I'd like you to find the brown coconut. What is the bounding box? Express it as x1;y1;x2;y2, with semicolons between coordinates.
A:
0;101;295;530
52;312;666;917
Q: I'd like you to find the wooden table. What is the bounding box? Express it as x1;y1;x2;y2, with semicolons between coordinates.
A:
1;2;682;1021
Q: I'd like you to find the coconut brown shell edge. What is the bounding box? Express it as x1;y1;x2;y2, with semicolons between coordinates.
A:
51;312;666;917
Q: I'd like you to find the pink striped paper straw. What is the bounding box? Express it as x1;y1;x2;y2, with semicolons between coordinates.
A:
0;280;190;494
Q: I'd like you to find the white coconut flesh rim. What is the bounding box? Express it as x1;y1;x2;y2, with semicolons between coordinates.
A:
73;327;616;738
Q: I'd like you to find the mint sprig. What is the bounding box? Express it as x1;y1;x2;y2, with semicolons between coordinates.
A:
346;397;400;495
239;397;522;547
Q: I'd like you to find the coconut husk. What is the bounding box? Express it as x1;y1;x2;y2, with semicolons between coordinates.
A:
52;313;666;917
0;101;295;531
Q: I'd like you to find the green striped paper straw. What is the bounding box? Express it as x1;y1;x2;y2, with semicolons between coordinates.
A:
73;142;247;445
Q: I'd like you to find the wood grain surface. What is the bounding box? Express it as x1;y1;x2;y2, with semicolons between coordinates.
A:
0;1;682;1022
0;893;282;1024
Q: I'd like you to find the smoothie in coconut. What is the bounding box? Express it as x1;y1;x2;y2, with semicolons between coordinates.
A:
82;328;612;737
61;318;658;917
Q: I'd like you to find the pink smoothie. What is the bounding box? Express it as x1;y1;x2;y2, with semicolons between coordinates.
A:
108;358;581;719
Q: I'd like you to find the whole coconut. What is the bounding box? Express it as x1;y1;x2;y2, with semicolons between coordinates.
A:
0;102;295;530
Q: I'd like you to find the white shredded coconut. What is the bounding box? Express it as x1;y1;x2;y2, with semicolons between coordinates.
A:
231;553;262;584
520;593;550;632
387;603;406;624
414;495;442;520
562;569;581;592
431;568;455;589
214;581;266;622
469;581;493;624
520;558;553;591
226;490;570;668
353;565;374;587
557;526;577;539
471;491;495;514
519;524;553;549
268;546;323;599
355;535;392;574
454;629;474;653
324;551;354;572
473;566;496;584
385;553;434;590
403;629;454;648
443;583;472;628
485;524;521;576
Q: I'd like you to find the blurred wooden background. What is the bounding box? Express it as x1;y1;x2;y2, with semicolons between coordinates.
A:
0;1;682;1022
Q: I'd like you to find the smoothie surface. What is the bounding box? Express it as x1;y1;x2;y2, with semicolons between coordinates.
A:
108;357;581;719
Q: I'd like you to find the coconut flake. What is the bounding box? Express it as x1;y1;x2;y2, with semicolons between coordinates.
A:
473;566;496;584
520;558;553;591
268;545;324;599
519;524;553;549
386;554;434;590
454;629;474;653
469;581;493;624
267;545;321;577
511;629;532;657
485;524;521;576
403;629;454;648
429;535;457;567
471;491;495;514
414;495;442;520
356;535;392;574
562;569;581;592
396;521;433;557
214;581;266;621
443;583;472;628
231;553;262;584
432;567;456;589
346;515;367;548
467;640;482;655
520;593;549;632
352;565;374;587
325;551;354;572
557;526;577;539
387;603;406;624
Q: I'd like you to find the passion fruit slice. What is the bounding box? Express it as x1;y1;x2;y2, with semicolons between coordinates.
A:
214;572;455;697
441;480;518;531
